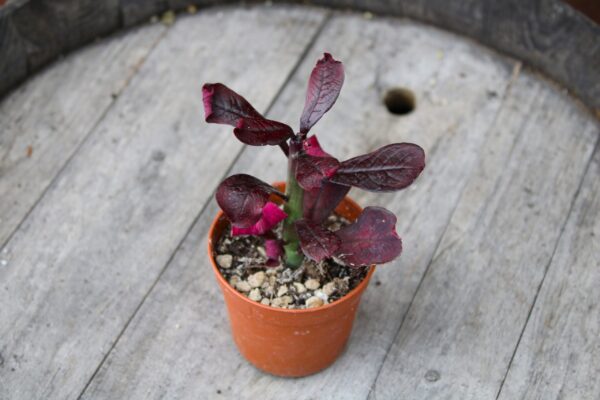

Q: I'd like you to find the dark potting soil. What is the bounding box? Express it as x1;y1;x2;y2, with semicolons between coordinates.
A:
214;215;370;309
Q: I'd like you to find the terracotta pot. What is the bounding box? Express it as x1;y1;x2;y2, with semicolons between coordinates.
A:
207;182;375;377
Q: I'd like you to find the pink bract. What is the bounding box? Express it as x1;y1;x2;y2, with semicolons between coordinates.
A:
231;202;287;236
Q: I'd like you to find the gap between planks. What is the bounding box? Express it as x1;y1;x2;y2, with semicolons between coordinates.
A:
0;6;328;399
80;13;525;399
2;6;597;400
368;63;599;399
494;135;600;400
366;60;523;400
74;11;332;399
0;25;169;251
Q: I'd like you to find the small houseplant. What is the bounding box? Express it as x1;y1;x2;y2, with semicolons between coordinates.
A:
204;53;425;376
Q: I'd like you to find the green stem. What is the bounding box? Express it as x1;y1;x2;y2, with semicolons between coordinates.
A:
282;140;304;268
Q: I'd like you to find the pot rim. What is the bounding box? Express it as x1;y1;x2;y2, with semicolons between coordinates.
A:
207;210;376;315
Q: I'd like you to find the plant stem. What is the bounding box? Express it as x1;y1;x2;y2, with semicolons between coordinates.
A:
279;141;289;157
282;139;304;268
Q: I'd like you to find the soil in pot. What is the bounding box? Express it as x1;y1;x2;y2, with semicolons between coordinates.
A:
213;214;370;309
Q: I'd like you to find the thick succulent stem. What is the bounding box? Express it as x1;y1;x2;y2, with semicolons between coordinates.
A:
282;139;304;268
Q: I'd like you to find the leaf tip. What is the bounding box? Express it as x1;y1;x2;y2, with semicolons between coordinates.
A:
320;52;340;65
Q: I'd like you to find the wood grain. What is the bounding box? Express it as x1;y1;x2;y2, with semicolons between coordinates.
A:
0;6;326;399
1;5;598;400
80;14;523;399
369;70;599;399
498;145;600;400
10;0;120;71
0;23;166;247
120;0;166;27
304;0;600;111
0;16;26;95
1;0;598;113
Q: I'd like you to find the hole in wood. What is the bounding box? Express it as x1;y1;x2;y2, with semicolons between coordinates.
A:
383;87;416;115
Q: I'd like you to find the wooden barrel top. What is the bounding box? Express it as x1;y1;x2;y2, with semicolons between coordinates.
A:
1;0;600;111
0;4;599;399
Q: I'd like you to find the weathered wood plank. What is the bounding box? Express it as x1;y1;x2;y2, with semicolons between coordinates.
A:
10;0;120;71
0;16;27;95
2;0;599;113
80;14;522;399
0;23;166;247
498;145;600;400
0;6;326;399
167;0;231;11
369;72;599;399
120;0;166;27
0;0;29;18
304;0;600;111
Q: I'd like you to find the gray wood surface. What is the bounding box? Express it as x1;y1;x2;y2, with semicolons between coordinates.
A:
498;146;600;400
1;4;599;400
369;70;599;399
0;23;166;248
306;0;600;111
79;13;565;400
0;6;326;399
1;0;599;113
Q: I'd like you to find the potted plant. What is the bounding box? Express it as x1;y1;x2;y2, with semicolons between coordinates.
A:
203;53;425;377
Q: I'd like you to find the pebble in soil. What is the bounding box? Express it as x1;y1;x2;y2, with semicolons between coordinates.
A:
214;215;370;309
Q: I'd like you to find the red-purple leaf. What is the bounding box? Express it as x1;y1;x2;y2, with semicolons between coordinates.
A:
330;143;425;192
265;239;283;266
203;83;261;125
295;220;341;262
303;135;331;157
216;174;284;228
303;181;350;223
295;152;340;191
233;117;294;146
231;202;287;236
299;53;344;134
203;83;293;145
335;207;402;266
300;136;349;221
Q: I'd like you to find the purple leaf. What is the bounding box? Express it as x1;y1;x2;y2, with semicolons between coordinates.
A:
216;174;284;228
299;135;348;221
335;207;402;266
295;220;341;262
265;239;283;266
203;83;293;145
295;152;340;191
233;118;294;146
299;53;344;134
231;202;287;236
303;181;350;223
300;136;349;221
303;135;331;157
330;143;425;192
203;83;261;125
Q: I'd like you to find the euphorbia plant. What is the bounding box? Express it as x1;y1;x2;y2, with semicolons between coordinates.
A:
203;53;425;269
